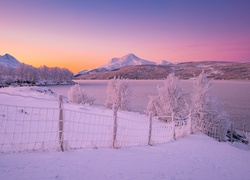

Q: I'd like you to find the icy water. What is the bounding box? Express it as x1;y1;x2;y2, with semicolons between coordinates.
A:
47;80;250;131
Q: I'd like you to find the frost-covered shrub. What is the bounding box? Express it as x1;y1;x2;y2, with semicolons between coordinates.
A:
191;71;230;140
146;74;187;121
105;77;131;110
67;84;94;105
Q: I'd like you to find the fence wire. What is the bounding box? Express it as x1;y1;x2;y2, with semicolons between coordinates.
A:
0;105;59;153
62;109;114;149
0;103;192;153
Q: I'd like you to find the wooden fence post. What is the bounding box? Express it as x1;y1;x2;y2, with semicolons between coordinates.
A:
243;123;246;133
217;124;221;142
148;113;153;146
231;123;233;144
59;95;64;152
172;113;176;140
112;106;118;148
189;110;193;134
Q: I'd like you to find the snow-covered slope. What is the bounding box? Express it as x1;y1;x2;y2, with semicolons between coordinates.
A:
99;53;156;70
0;54;20;68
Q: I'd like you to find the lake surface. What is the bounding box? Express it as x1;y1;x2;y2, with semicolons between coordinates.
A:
47;80;250;131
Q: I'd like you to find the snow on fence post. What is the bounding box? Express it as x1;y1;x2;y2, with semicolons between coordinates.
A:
215;123;219;141
218;125;221;141
58;95;64;152
230;123;233;144
172;113;176;140
188;110;192;134
112;105;118;148
243;123;246;133
148;112;153;146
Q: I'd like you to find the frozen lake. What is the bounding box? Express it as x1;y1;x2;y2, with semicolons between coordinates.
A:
47;80;250;131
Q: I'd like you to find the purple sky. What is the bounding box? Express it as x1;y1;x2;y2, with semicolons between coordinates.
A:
1;0;250;72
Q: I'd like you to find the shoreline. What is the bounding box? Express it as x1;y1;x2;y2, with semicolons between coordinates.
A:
0;80;75;88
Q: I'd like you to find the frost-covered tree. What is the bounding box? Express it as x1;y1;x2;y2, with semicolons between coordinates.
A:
0;65;16;84
16;63;38;83
68;84;94;105
146;73;187;121
0;63;74;86
191;71;230;140
191;70;211;113
38;65;51;81
105;77;131;110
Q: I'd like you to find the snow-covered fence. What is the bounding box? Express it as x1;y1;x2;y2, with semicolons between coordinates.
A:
0;104;60;153
192;112;228;141
61;108;114;149
0;102;191;153
61;109;188;149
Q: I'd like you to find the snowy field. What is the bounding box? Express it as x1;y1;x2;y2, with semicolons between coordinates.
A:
1;134;250;179
0;85;250;179
48;80;250;131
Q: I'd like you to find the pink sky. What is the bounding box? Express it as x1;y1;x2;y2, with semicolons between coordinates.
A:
1;0;250;73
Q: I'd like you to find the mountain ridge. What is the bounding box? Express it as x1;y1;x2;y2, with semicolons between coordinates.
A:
76;61;250;80
0;54;21;68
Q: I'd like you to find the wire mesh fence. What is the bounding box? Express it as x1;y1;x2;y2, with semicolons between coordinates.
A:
0;105;59;153
0;101;192;153
193;119;224;141
62;108;114;149
191;112;230;141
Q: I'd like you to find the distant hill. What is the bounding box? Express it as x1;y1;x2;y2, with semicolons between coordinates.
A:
76;60;250;80
99;53;157;70
0;54;21;68
174;61;250;80
76;53;171;77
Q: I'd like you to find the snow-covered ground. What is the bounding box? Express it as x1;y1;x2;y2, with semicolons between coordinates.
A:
1;134;250;180
0;86;250;180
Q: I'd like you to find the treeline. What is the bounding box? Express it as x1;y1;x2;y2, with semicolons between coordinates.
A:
0;63;74;86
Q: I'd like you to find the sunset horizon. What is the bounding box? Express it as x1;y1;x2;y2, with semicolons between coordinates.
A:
1;52;249;74
1;0;250;73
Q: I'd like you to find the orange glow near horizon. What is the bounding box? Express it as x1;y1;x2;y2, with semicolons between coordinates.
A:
1;1;250;73
2;42;249;74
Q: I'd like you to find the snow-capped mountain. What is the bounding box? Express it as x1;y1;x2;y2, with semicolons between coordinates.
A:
0;54;21;68
99;53;157;70
75;53;172;76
